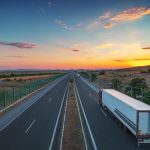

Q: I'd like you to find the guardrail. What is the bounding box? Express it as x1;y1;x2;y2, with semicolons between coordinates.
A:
0;74;64;111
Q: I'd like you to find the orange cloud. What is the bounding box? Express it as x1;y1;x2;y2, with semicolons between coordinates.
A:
104;22;113;29
110;7;150;22
104;6;150;29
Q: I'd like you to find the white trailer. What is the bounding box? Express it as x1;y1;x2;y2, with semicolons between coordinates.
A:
98;89;150;144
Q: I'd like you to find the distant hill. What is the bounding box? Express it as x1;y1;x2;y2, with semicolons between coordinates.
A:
115;65;150;72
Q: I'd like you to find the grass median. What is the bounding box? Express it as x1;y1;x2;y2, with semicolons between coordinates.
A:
58;78;86;150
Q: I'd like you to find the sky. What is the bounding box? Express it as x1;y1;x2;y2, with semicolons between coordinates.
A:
0;0;150;70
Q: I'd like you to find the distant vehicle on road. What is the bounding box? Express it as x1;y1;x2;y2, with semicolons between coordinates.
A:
99;89;150;145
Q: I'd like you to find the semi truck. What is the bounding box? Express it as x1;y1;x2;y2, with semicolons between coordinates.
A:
99;89;150;145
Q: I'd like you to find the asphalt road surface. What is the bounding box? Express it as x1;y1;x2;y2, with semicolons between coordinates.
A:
75;76;150;150
0;76;69;150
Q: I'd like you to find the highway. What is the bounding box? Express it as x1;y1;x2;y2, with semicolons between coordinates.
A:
75;76;150;150
0;75;69;150
0;74;150;150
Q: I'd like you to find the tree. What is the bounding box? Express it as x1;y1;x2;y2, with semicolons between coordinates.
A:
111;78;122;90
90;73;97;82
125;78;147;99
143;90;150;104
10;73;15;77
148;68;150;73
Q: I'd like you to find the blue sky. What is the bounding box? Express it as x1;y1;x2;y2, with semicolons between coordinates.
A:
0;0;150;69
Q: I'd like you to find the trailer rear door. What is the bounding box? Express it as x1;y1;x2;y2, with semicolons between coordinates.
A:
137;111;150;139
98;91;102;106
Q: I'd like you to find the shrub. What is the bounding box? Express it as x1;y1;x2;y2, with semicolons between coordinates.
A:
99;70;105;75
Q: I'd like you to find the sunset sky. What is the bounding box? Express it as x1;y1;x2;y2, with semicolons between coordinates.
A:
0;0;150;70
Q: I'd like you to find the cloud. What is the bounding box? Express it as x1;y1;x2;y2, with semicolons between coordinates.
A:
5;56;25;58
86;20;101;30
72;49;80;52
104;22;113;29
96;43;114;49
134;58;150;61
142;47;150;50
114;58;150;62
110;7;150;22
103;6;150;29
54;19;73;30
99;12;111;20
114;59;128;62
54;19;84;30
47;0;55;7
0;42;36;49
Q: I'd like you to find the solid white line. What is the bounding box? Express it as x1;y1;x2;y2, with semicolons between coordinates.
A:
0;76;67;132
25;120;36;134
75;81;98;150
59;83;69;150
100;108;107;117
74;83;89;150
49;83;69;150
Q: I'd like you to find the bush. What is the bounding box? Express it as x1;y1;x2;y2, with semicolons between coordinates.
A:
3;78;11;82
90;73;97;82
143;90;150;104
111;78;122;90
99;70;105;75
17;78;23;82
140;71;147;73
125;78;147;99
10;73;15;77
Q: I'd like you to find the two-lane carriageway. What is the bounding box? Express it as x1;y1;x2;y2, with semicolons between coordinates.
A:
0;75;69;150
75;76;150;150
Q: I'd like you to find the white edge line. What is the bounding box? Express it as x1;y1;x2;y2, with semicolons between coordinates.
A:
0;76;66;132
74;82;89;150
59;83;70;150
25;120;36;134
100;108;107;117
74;81;98;150
0;76;64;113
49;82;69;150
